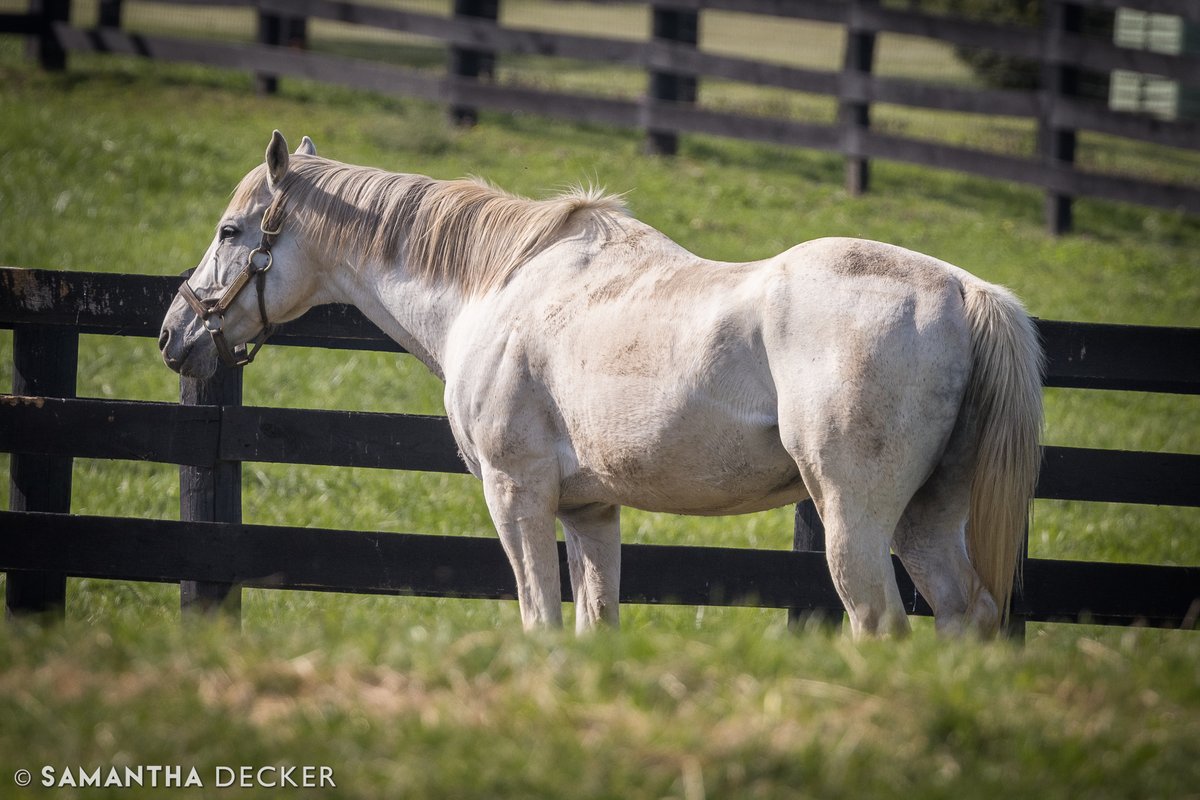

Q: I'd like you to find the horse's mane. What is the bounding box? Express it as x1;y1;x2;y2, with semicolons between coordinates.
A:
228;157;627;296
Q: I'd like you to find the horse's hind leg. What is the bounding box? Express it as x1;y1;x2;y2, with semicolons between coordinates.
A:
481;464;563;630
892;437;999;636
818;489;912;638
559;503;621;633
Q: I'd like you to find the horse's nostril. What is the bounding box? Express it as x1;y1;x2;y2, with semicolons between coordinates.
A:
158;328;170;351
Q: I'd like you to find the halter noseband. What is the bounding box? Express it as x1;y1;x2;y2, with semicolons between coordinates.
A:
177;198;284;368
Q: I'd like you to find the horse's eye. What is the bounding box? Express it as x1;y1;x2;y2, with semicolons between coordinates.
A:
219;225;239;241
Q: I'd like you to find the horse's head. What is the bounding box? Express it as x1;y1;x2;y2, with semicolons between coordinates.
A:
160;130;321;378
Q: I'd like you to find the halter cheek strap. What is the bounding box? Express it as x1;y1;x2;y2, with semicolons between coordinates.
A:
177;199;284;368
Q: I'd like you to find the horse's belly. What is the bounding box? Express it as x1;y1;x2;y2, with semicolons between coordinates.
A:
559;422;807;515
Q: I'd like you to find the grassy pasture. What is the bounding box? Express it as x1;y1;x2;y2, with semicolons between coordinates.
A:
0;24;1198;800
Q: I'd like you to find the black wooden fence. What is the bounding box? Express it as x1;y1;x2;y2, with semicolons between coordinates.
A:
2;266;1198;631
2;0;1199;234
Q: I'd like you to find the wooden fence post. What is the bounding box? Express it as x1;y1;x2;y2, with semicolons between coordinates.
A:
840;0;878;195
28;0;69;71
179;366;243;618
646;4;699;156
1041;0;1083;235
98;0;121;28
1004;528;1029;641
448;0;499;126
254;10;307;96
6;325;77;619
789;500;842;631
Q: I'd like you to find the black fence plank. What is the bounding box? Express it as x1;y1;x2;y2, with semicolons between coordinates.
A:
1;511;1195;627
2;269;1198;395
1056;98;1200;152
220;406;468;474
1020;558;1200;627
862;132;1200;215
0;12;40;35
666;0;847;25
1039;447;1200;507
647;40;840;97
0;396;220;466
1039;319;1200;395
0;268;177;335
5;395;1198;508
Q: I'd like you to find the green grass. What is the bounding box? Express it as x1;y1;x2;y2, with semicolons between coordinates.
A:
0;33;1198;800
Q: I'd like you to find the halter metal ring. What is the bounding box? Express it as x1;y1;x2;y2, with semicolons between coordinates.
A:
249;247;273;272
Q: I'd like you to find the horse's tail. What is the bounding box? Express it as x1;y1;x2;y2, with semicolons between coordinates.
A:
960;278;1044;626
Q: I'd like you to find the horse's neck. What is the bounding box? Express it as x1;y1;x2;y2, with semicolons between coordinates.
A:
327;259;461;381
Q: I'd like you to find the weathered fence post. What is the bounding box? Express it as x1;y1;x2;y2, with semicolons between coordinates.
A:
6;325;77;620
840;0;878;195
28;0;69;71
1004;529;1029;641
645;4;699;156
98;0;121;29
254;9;307;96
1040;0;1083;235
789;500;842;631
255;9;282;96
179;366;243;618
448;0;499;126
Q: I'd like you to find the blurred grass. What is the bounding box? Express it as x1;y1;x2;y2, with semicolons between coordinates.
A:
0;26;1198;800
0;608;1197;799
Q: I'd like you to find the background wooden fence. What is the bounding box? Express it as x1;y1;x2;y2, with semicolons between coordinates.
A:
1;0;1198;234
2;266;1198;631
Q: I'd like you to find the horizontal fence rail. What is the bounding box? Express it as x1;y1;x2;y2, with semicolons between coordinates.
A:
1;265;1198;629
1;511;1197;628
3;395;1198;509
3;0;1199;233
4;268;1198;393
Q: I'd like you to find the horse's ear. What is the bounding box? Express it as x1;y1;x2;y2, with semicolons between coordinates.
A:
266;130;289;190
296;136;317;157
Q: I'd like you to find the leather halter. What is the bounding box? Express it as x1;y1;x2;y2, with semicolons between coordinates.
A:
177;198;284;368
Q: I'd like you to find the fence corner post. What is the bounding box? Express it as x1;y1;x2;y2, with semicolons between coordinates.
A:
179;365;243;621
645;4;699;156
448;0;499;127
6;325;78;621
789;500;842;632
1040;0;1083;235
839;0;878;196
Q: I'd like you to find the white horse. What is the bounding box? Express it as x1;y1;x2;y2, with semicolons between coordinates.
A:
160;131;1043;638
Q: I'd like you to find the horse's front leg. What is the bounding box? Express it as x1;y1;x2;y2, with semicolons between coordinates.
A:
560;503;621;633
481;462;563;630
